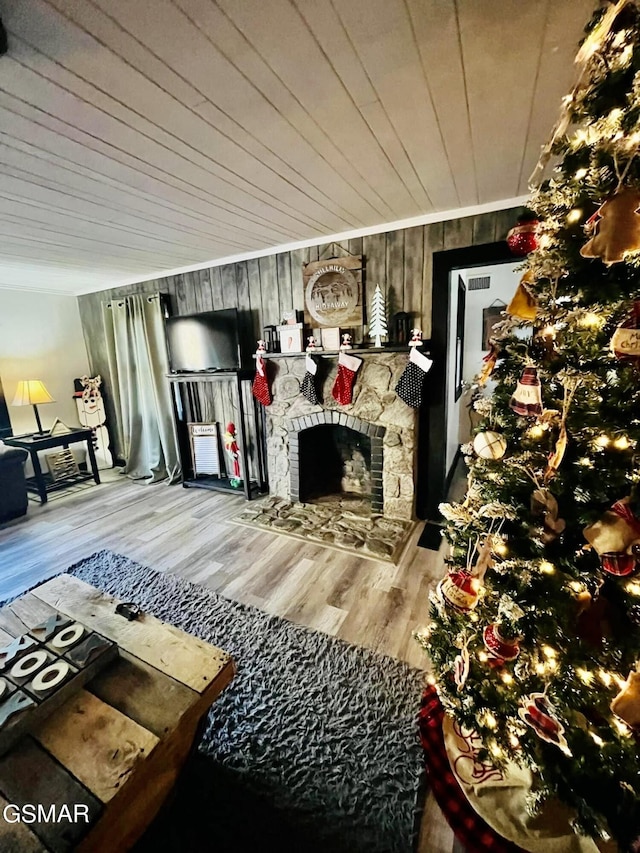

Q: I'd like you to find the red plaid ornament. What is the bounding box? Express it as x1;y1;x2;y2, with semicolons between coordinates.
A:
483;624;520;662
509;367;543;417
252;353;272;406
518;693;570;753
332;351;362;406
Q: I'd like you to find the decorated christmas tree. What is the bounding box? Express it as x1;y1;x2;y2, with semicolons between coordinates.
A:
420;4;640;848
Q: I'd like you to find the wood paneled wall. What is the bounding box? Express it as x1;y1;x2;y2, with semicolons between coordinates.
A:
77;206;522;465
78;206;521;364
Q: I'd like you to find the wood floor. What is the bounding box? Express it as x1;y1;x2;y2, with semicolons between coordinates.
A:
0;473;460;852
0;473;445;669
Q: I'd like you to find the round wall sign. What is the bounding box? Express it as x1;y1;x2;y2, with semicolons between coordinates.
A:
305;264;359;327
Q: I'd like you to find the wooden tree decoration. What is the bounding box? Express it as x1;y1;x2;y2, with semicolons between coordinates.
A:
369;284;388;348
580;186;640;266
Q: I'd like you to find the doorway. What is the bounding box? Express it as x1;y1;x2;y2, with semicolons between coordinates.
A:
417;241;516;521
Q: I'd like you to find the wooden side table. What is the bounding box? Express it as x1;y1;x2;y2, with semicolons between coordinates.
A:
4;429;101;504
0;575;234;852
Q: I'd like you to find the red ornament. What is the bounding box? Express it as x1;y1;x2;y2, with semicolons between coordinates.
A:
518;693;570;753
482;623;520;662
437;570;480;612
507;215;539;256
601;552;637;577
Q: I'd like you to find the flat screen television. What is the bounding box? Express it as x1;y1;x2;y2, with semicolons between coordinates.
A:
166;309;242;372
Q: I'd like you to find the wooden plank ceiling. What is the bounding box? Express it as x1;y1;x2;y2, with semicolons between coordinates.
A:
0;0;595;294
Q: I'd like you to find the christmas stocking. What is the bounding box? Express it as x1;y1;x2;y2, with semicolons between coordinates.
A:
301;353;321;405
252;353;272;406
395;346;433;408
332;351;362;406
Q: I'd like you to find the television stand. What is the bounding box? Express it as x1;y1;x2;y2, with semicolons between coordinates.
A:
167;370;267;502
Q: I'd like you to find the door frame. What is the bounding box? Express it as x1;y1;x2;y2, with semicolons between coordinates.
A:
417;241;516;520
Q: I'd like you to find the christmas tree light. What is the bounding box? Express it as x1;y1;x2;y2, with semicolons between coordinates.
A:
422;3;640;847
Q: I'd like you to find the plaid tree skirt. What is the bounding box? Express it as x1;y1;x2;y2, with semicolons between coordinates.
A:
418;686;525;853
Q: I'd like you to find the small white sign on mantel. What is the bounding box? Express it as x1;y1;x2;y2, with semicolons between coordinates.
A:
321;327;341;350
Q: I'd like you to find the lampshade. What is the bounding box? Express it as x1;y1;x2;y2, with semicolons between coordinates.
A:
12;380;55;407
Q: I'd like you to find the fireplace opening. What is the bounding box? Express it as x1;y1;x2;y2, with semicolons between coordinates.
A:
299;425;372;503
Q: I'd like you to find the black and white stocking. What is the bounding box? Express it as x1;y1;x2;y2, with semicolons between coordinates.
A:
301;353;321;405
395;347;433;408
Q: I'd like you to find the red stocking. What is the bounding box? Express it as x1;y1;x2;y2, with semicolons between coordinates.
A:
252;353;272;406
332;351;362;405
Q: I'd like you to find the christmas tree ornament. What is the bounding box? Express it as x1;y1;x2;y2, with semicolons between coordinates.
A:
394;346;433;409
301;353;321;405
611;300;640;365
543;377;580;482
506;213;539;256
580;186;640;266
509;367;543;417
369;284;388;348
483;623;520;663
583;497;640;576
252;350;272;406
453;642;471;693
331;351;362;406
472;430;507;460
471;534;496;580
544;427;568;483
223;423;242;488
409;328;423;347
477;344;499;386
611;669;640;728
507;272;538;321
518;693;570;753
531;488;566;543
437;570;481;612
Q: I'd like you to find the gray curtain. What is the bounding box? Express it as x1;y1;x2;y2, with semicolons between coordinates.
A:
103;294;181;484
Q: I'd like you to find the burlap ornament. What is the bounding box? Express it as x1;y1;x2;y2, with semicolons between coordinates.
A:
611;670;640;728
507;271;538;321
611;300;640;365
580;187;640;266
531;488;566;543
477;344;499;386
510;367;543;417
583;497;640;557
438;570;481;612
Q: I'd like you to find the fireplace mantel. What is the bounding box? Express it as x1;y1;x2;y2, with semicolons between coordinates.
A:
256;344;430;359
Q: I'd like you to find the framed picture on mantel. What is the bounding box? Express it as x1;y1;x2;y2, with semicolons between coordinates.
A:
303;256;363;329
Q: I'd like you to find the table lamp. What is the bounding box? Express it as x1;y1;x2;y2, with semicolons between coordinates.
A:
12;380;55;434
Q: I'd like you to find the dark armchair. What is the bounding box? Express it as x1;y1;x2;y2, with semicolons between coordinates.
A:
0;443;28;523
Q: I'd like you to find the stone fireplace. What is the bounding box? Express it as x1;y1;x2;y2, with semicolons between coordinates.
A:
263;352;417;520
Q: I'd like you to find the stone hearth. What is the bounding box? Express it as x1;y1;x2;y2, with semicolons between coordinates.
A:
263;352;417;520
232;495;412;563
